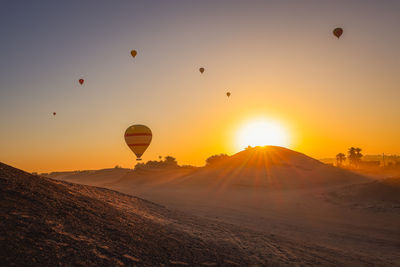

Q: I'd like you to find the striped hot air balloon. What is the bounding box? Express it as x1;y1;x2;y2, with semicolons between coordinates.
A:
124;124;152;161
333;27;343;38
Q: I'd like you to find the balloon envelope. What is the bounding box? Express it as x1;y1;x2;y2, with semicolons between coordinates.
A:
124;125;152;160
226;92;231;97
79;79;84;85
53;112;56;116
131;50;137;58
333;28;343;38
199;67;205;74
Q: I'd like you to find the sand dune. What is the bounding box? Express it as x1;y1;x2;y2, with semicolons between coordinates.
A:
2;162;261;266
44;146;400;265
163;146;368;189
0;162;261;266
4;162;396;266
50;146;368;189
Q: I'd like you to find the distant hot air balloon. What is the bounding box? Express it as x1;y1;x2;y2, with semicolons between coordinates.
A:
199;67;205;74
226;92;231;97
124;125;152;161
131;50;137;58
333;27;343;39
53;112;56;116
79;79;84;85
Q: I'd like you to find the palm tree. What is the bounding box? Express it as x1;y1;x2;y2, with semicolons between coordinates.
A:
336;153;346;167
355;147;363;166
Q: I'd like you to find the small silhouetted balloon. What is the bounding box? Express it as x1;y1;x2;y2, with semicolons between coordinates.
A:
79;79;84;85
226;92;231;97
53;112;56;116
333;28;343;38
131;50;137;58
199;67;205;74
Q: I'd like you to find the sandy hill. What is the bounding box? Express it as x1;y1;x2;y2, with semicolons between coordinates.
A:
40;147;400;265
52;146;367;190
6;162;383;266
4;162;388;266
172;146;367;189
3;160;400;265
0;162;259;266
111;146;367;190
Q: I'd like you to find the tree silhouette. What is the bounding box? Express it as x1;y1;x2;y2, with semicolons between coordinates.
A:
336;153;346;167
134;156;178;170
164;156;178;167
355;148;363;159
348;147;363;167
206;154;229;166
348;147;356;166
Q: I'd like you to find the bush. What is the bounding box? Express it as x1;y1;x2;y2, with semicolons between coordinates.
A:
134;156;178;170
206;154;229;166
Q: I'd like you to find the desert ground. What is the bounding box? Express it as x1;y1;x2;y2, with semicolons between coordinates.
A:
36;146;400;265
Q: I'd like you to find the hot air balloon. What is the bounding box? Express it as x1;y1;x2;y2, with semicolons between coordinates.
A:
79;79;84;85
333;27;343;38
226;92;231;97
131;50;137;58
199;67;205;74
53;112;56;116
124;125;152;161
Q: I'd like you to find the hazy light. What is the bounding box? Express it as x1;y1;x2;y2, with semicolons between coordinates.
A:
236;118;289;150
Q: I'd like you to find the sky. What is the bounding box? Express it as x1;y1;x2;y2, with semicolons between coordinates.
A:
0;0;399;172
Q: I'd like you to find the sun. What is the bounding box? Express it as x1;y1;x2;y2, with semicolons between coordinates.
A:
235;118;289;150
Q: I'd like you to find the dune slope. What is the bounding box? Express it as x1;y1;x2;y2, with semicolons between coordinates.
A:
0;162;254;266
179;146;368;189
55;146;367;190
3;162;398;266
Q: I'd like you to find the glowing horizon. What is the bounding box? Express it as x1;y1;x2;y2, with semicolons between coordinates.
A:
235;118;290;151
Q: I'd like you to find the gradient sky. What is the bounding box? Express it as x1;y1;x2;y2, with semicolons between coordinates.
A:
1;0;399;172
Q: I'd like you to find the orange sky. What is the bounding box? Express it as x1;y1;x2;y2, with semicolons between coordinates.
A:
1;1;399;172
